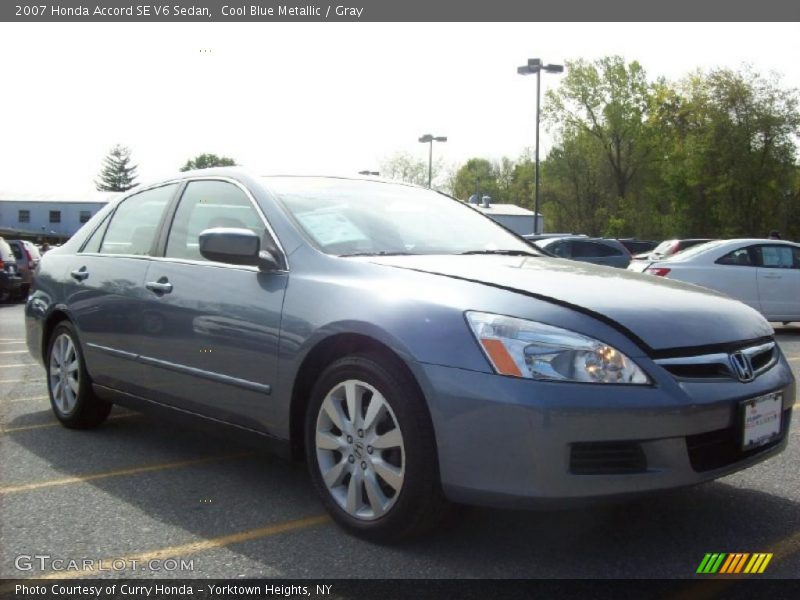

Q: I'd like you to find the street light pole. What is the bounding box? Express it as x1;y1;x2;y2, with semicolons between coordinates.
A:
418;134;447;188
517;58;564;233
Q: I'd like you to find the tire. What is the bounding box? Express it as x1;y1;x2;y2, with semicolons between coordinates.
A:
46;322;112;429
305;353;449;542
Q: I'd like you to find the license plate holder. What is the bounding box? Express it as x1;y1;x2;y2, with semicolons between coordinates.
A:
741;392;783;450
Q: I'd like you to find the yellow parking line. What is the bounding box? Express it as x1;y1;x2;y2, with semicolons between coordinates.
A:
1;412;138;433
36;514;330;580
0;452;253;494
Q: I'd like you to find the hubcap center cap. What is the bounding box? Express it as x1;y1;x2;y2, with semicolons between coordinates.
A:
353;441;365;460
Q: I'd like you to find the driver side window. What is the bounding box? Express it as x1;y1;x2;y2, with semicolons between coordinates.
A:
165;180;265;262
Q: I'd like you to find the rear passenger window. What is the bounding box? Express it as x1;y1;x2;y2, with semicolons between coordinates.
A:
165;180;265;262
572;241;619;258
81;214;111;253
717;247;754;266
548;241;570;258
99;184;176;255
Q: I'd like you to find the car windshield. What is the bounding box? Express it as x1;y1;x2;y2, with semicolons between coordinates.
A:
267;177;539;256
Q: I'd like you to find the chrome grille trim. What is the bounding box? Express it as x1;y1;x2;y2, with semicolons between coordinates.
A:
655;341;777;381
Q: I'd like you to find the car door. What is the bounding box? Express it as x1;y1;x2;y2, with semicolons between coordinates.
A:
64;183;178;396
755;244;800;320
709;245;761;312
136;179;288;434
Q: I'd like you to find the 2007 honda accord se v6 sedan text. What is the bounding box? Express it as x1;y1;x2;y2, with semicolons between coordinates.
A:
26;170;795;541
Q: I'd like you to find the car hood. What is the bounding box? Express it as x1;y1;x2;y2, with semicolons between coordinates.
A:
363;255;773;353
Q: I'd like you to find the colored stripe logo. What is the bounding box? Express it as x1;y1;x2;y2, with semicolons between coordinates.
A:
696;553;773;574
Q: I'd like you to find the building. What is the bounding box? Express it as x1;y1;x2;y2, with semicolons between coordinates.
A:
0;190;121;242
473;201;543;235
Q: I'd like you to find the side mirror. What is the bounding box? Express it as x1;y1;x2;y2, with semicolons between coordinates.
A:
198;228;281;271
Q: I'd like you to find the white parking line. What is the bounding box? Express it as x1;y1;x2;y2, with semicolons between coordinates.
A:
0;341;25;345
1;395;49;403
0;350;28;355
0;364;36;369
0;378;45;384
0;339;24;342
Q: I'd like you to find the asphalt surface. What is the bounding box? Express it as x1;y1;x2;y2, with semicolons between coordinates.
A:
0;301;798;579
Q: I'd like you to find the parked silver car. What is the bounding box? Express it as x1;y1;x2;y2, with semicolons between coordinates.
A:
26;170;795;540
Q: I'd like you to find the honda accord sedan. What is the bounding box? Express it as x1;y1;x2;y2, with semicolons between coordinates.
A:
25;170;795;541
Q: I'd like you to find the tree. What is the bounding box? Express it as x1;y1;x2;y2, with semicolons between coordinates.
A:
544;56;656;200
180;153;237;171
380;151;443;187
95;145;139;192
452;158;501;202
652;67;800;237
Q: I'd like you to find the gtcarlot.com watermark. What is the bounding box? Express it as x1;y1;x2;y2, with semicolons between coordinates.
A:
15;554;194;573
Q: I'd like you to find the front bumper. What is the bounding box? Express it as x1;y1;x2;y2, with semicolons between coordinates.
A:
417;355;795;508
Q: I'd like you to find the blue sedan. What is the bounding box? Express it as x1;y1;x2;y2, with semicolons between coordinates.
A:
25;170;795;541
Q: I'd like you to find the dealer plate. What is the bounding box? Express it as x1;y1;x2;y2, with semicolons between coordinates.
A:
741;392;782;450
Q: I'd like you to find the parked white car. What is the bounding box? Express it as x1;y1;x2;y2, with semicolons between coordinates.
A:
628;239;800;322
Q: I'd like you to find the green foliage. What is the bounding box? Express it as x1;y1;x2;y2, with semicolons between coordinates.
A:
180;153;237;171
450;57;800;240
95;145;138;192
453;158;502;202
380;152;444;188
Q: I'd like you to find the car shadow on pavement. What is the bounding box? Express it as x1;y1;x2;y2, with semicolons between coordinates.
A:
4;407;799;578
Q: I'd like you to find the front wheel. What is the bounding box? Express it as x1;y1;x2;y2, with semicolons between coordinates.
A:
305;353;448;542
47;322;112;429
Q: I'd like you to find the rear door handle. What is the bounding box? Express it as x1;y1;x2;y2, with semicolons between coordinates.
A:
70;267;89;281
762;274;782;279
145;279;173;294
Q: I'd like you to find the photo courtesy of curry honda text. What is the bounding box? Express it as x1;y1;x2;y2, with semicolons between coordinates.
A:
25;170;795;541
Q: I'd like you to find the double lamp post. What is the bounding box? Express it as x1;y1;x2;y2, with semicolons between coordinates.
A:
418;134;447;188
517;58;563;234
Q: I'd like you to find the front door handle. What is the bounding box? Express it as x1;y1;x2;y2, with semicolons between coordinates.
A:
145;278;173;294
762;274;782;279
70;267;89;281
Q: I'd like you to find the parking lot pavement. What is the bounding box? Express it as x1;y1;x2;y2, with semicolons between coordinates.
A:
1;302;798;579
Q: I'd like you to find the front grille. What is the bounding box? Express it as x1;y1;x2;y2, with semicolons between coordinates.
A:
655;341;777;381
686;409;791;472
570;442;647;475
661;363;729;379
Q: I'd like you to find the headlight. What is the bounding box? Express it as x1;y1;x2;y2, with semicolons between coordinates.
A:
466;311;649;384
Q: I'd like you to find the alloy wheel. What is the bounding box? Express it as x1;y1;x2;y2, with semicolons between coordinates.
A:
49;333;80;415
315;379;405;520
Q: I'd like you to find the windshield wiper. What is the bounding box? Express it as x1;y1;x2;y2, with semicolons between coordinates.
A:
338;251;418;257
458;249;541;257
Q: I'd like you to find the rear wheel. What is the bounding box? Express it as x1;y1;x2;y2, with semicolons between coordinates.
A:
305;353;448;542
47;322;112;429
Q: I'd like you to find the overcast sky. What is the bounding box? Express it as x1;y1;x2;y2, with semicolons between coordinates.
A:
1;22;798;194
